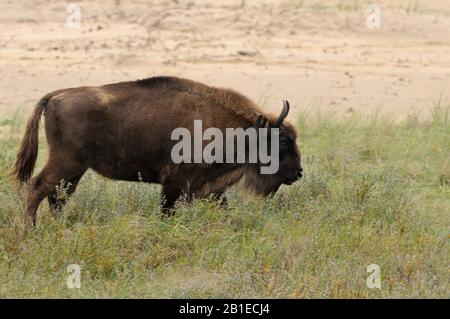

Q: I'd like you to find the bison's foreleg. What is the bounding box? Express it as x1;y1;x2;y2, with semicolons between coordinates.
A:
160;184;183;217
160;185;228;216
210;190;228;208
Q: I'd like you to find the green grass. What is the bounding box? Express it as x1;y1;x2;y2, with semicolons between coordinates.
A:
0;108;448;298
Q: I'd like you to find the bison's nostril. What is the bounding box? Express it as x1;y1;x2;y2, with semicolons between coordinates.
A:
297;170;303;178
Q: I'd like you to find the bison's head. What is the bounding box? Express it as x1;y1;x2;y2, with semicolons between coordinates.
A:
249;100;303;196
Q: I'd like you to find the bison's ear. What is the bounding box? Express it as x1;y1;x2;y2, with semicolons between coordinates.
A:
255;115;269;129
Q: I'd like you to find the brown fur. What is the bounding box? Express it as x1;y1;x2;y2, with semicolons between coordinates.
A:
13;76;302;226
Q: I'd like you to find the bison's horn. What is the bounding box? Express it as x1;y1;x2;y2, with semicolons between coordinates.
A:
274;100;290;127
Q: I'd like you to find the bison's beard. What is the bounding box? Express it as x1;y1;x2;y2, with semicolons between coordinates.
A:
241;166;283;197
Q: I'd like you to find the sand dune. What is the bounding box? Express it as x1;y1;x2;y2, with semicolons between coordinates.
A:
1;0;449;121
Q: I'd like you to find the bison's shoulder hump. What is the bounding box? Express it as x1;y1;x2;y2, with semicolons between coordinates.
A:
134;76;210;93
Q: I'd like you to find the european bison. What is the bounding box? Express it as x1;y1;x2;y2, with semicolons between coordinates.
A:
13;76;302;226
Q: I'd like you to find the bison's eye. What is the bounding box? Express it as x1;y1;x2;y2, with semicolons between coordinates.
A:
278;137;293;160
279;136;292;146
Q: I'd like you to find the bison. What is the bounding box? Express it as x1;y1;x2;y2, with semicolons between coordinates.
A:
13;76;302;226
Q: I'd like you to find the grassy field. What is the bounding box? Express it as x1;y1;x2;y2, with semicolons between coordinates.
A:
0;108;448;298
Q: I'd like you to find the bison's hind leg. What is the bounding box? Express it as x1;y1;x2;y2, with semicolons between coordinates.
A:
47;173;84;215
24;158;86;227
210;190;228;208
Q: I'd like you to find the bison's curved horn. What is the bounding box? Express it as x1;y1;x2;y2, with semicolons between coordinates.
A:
255;115;269;129
274;100;290;127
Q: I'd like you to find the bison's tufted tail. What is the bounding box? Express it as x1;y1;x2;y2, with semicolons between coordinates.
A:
12;93;53;183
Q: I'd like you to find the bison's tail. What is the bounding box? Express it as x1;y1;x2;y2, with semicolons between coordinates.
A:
12;93;53;183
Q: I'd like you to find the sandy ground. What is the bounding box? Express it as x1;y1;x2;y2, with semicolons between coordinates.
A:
1;0;450;123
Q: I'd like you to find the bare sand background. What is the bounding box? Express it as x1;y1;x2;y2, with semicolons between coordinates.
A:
1;0;450;122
